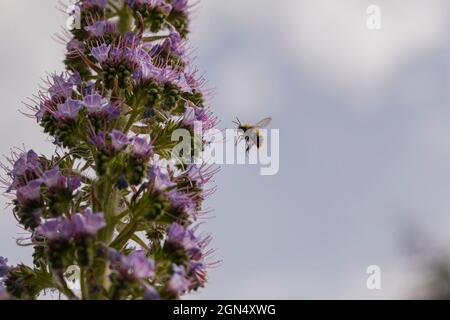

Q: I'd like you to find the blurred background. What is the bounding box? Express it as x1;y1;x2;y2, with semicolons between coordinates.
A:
2;0;450;299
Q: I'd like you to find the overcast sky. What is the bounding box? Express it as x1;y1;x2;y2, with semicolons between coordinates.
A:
2;0;450;299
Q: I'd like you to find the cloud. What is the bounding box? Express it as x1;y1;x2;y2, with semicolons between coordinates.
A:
192;0;450;115
282;0;449;89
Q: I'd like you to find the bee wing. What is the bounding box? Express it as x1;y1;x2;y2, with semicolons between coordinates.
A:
255;117;272;129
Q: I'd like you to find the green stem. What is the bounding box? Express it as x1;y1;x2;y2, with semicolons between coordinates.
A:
55;272;77;300
115;208;130;222
92;177;120;292
104;185;119;243
131;234;151;251
143;35;170;42
35;272;61;294
118;2;132;35
124;112;139;133
110;217;140;250
124;91;146;132
80;268;88;300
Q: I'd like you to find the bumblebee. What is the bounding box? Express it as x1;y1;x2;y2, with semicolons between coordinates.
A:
233;117;272;152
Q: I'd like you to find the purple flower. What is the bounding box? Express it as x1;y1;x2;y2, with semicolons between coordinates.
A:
181;104;196;127
57;219;74;240
134;47;152;65
171;0;189;13
110;130;129;151
81;0;108;9
110;47;125;61
195;108;217;132
179;68;206;94
82;93;104;114
91;44;111;63
120;251;155;280
136;61;158;81
82;81;97;96
185;164;215;187
126;0;172;12
148;166;176;190
56;98;82;120
158;0;173;13
71;209;106;237
81;93;120;119
153;66;179;84
106;46;138;66
68;72;82;86
67;39;85;52
16;180;42;204
10;150;41;179
103;102;121;119
85;21;108;37
131;137;153;159
161;30;185;56
116;175;129;190
134;51;180;83
167;189;197;218
8;150;41;191
36;218;73;242
167;223;202;259
188;261;208;289
167;264;190;296
0;257;10;277
124;32;141;47
144;286;160;300
35;102;47;122
36;219;60;240
92;132;107;149
41;168;67;190
180;104;216;132
48;74;74;98
167;223;190;245
28;209;43;227
67;176;82;191
107;248;122;265
132;51;159;82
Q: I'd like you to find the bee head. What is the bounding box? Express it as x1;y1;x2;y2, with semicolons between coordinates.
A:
240;124;253;131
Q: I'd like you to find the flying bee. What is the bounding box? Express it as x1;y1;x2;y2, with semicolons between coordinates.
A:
233;117;272;152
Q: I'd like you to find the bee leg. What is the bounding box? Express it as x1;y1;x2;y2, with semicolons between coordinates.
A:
236;134;243;145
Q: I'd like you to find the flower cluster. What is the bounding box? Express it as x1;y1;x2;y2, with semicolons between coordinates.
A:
34;209;106;270
37;209;105;241
2;0;218;300
4;150;82;230
165;223;214;293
